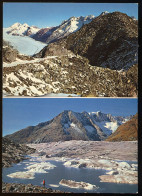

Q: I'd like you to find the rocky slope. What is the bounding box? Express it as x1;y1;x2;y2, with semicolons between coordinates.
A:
3;41;34;63
2;138;36;167
106;114;138;141
4;110;130;144
3;52;138;97
35;12;138;71
2;182;66;193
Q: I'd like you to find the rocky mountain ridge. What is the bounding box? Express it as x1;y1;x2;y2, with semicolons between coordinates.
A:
106;113;138;141
4;110;133;144
4;15;95;44
35;12;138;71
33;15;95;43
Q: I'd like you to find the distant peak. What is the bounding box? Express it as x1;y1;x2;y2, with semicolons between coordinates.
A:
22;23;29;27
89;111;102;115
10;22;30;28
11;22;21;27
100;11;109;16
85;15;95;19
63;110;72;113
96;111;102;114
131;16;137;21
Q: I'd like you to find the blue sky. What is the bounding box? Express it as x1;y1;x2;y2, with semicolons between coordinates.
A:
3;3;138;28
3;98;137;136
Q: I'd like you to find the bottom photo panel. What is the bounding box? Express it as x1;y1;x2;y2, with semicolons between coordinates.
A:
2;98;138;194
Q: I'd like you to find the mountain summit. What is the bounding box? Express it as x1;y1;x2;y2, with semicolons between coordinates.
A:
5;22;40;37
32;15;95;43
4;110;130;144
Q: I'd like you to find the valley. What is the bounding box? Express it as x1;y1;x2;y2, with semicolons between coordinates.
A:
2;110;138;193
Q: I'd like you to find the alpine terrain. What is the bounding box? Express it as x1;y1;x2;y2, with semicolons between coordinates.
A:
106;113;138;141
3;12;138;97
4;110;133;144
4;15;95;44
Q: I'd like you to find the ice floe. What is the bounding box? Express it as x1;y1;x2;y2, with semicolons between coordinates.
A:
7;161;56;179
59;179;98;190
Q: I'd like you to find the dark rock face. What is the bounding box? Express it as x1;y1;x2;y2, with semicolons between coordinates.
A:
2;138;36;167
35;12;138;71
66;12;138;70
2;182;66;193
32;26;58;43
106;114;138;141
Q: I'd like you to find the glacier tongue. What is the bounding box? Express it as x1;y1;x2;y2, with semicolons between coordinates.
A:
3;29;47;56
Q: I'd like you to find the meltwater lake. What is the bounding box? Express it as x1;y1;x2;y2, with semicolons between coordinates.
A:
2;157;138;193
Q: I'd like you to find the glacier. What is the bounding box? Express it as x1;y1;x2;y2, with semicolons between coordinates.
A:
3;29;47;56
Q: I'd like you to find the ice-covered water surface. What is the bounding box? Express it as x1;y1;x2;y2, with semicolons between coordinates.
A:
2;157;138;193
3;29;47;56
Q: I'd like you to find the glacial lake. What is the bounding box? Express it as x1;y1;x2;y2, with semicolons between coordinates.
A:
2;158;138;193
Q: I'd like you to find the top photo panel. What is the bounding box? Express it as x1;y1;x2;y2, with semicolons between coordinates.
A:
3;3;138;97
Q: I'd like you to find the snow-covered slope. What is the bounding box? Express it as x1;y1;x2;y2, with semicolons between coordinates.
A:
5;22;40;37
89;111;129;136
32;15;95;43
59;15;95;33
3;29;47;56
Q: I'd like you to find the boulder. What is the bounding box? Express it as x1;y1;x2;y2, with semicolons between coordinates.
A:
3;46;18;63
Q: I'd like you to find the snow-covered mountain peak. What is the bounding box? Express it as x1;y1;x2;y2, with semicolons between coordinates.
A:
89;111;102;116
5;23;40;37
100;11;109;16
10;22;21;28
22;23;29;27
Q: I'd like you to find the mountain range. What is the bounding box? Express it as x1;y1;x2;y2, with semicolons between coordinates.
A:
4;110;133;144
4;15;95;43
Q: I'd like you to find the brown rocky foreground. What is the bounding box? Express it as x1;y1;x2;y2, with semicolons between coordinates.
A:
2;138;36;167
2;182;66;193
